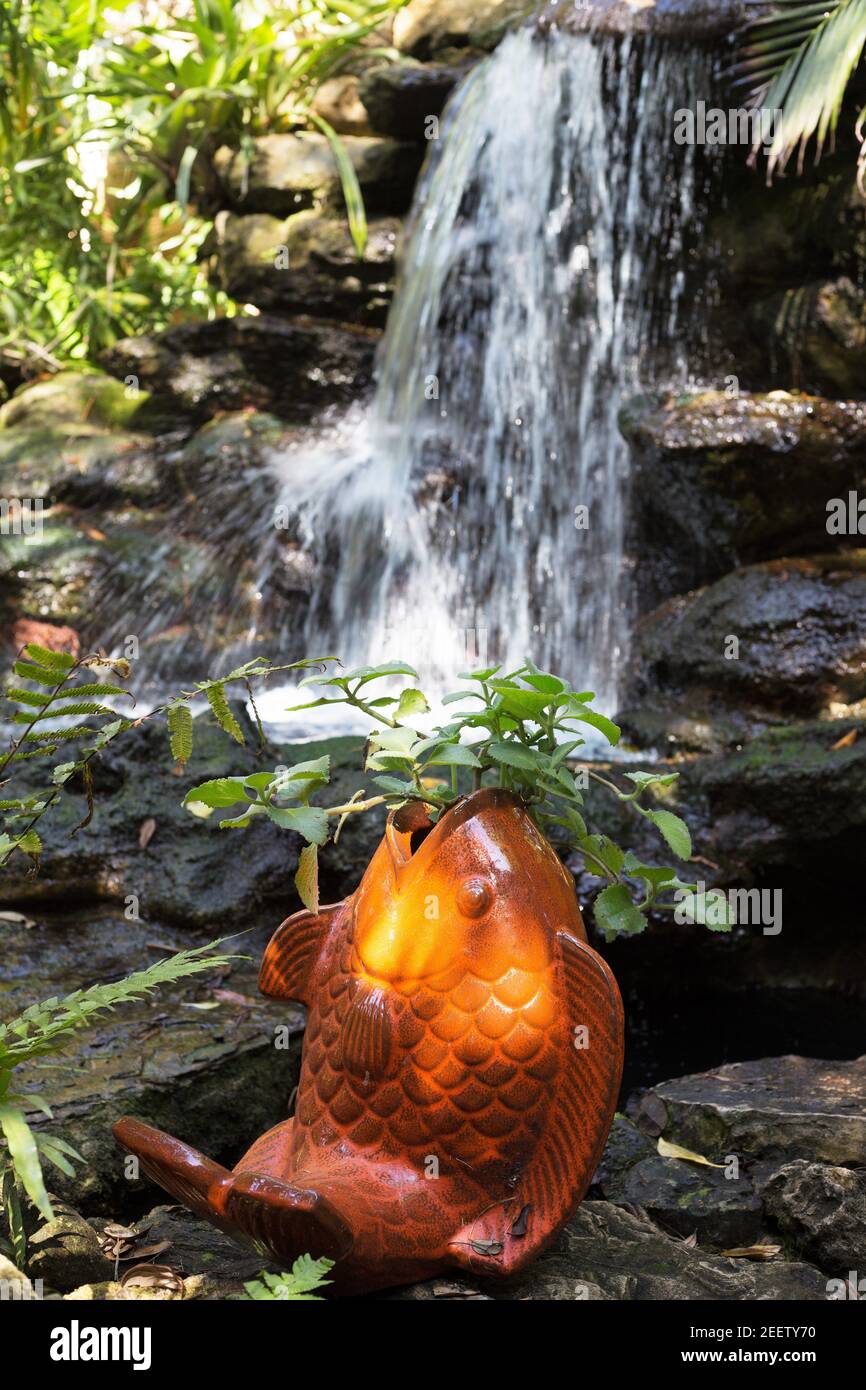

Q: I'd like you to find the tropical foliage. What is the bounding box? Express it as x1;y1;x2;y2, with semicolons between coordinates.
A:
0;0;407;376
0;939;238;1265
737;1;866;186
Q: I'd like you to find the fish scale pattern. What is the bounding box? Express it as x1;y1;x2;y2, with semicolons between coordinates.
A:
290;918;563;1178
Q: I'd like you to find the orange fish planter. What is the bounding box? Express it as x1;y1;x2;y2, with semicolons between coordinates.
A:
114;788;624;1294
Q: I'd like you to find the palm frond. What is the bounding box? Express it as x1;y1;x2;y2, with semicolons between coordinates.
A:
736;0;866;180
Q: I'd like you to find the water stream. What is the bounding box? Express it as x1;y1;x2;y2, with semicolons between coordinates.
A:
263;26;701;724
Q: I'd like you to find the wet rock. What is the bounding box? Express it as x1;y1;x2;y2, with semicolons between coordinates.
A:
762;1161;866;1272
633;1056;866;1167
686;718;866;873
540;0;759;41
0;372;147;432
394;0;531;58
0;910;305;1211
619;554;866;751
26;1205;114;1292
0;708;383;926
215;133;422;218
359;62;466;140
624;391;866;608
0;424;171;511
395;1201;825;1299
593;1118;762;1248
100;315;377;426
211;210;400;326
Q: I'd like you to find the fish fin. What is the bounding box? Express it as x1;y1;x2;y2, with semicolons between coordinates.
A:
226;1172;354;1266
259;902;341;1004
113;1116;234;1231
508;932;623;1264
113;1116;353;1267
341;984;392;1080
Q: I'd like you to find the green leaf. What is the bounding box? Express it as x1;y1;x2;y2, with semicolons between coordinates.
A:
624;771;680;791
12;661;64;687
243;1254;334;1301
579;834;624;878
295;842;319;914
344;660;418;687
420;742;482;769
490;686;554;721
183;777;246;808
0;1103;53;1222
457;665;501;681
265;804;329;845
674;887;734;932
395;687;430;718
560;705;621;745
643;808;692;861
593;884;646;942
205;683;245;745
485;741;544;772
168;702;193;766
307;112;367;256
23;644;75;671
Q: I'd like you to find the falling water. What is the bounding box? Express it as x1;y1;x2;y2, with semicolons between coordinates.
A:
91;25;704;721
266;25;700;717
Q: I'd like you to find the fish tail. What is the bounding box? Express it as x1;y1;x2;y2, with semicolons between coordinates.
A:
113;1116;353;1267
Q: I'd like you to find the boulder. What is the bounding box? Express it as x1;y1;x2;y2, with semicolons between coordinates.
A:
632;1056;866;1167
0;423;172;511
100;315;377;426
211;210;400;326
25;1205;114;1292
619;554;866;751
685;718;866;874
394;0;531;58
624;391;866;608
359;62;466;140
0;372;146;432
762;1161;866;1272
214;133;422;218
593;1118;763;1248
0;708;383;925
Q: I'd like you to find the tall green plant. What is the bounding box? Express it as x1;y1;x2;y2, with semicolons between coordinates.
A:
183;658;733;939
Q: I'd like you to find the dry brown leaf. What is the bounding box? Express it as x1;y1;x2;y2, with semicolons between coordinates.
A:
138;817;156;850
120;1240;172;1262
120;1263;184;1298
722;1244;781;1261
831;728;857;751
657;1137;726;1169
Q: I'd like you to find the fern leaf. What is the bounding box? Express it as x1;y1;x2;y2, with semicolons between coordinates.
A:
13;661;65;687
206;683;244;745
22;644;75;671
5;688;52;708
168;702;194;766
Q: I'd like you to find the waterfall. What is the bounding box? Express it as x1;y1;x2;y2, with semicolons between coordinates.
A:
265;24;700;723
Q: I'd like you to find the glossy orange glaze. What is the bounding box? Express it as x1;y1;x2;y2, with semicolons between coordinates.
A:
114;788;624;1294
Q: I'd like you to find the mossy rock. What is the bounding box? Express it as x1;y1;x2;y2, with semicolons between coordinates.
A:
0;372;149;432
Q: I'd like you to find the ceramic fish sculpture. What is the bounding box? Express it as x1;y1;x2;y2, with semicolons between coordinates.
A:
114;788;624;1294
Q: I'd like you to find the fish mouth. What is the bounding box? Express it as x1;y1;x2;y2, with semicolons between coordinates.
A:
384;786;524;884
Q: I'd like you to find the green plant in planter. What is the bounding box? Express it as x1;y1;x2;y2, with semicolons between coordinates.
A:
182;658;733;939
0;940;237;1268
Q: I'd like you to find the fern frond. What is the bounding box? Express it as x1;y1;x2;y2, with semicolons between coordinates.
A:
205;682;245;745
167;702;193;766
0;938;240;1068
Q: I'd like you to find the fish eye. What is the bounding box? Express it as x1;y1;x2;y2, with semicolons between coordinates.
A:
456;877;493;918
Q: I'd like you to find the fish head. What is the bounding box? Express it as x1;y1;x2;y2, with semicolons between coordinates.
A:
352;788;585;986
